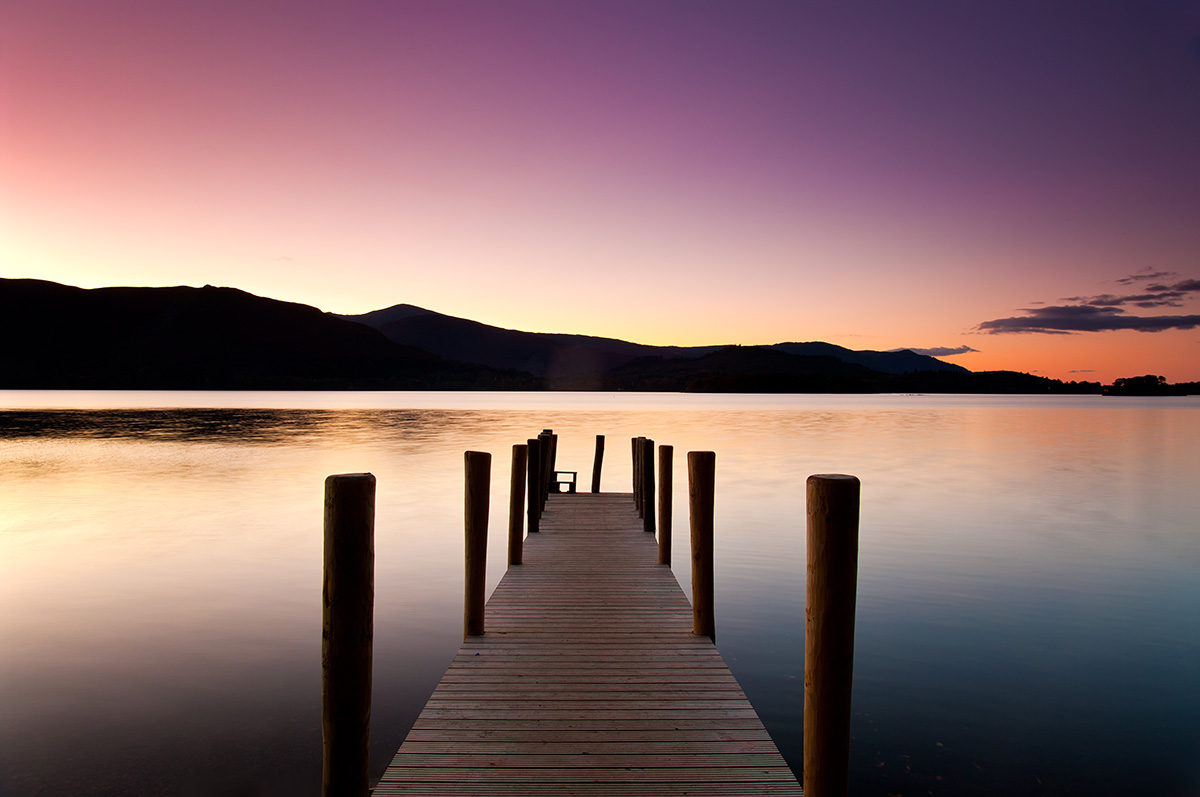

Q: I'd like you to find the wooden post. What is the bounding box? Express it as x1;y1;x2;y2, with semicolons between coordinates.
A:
508;444;527;566
526;439;540;534
538;433;552;513
541;429;555;471
322;473;375;797
633;439;643;506
804;474;861;797
464;451;491;638
642;437;656;533
658;445;673;565
688;451;715;641
634;437;645;516
591;434;605;493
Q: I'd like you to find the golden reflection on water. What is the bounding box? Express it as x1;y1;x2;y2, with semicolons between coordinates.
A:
1;391;1199;795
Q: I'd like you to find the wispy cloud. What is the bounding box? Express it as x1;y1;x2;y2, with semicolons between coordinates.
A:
978;274;1200;334
890;345;979;356
1114;269;1176;286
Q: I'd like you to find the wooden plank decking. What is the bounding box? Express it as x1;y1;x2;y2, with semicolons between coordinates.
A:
375;491;801;796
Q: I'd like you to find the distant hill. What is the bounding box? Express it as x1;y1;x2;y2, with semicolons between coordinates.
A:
0;279;536;389
767;342;967;375
590;346;1081;394
598;346;878;392
2;277;1104;393
343;304;665;389
341;304;727;389
341;304;964;388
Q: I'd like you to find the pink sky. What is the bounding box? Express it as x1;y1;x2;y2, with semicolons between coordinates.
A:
3;1;1199;383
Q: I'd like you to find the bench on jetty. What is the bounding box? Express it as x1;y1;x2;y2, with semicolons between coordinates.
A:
321;433;860;797
376;491;798;796
551;470;577;493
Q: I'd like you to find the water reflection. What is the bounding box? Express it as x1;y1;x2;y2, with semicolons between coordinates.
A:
1;392;1198;796
0;407;589;450
0;408;392;445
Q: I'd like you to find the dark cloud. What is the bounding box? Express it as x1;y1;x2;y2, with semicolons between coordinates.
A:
1061;279;1199;309
1115;270;1176;285
981;274;1200;334
1069;369;1096;374
1078;291;1188;308
891;345;979;356
979;305;1200;334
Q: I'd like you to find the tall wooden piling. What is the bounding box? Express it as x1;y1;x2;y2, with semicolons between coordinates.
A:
658;444;673;565
642;437;656;533
804;474;861;797
537;433;552;513
508;444;527;566
632;438;638;512
591;434;604;493
634;437;646;516
322;473;375;797
688;451;716;641
464;451;491;638
526;439;540;534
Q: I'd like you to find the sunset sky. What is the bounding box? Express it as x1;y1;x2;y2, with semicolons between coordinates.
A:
3;1;1199;383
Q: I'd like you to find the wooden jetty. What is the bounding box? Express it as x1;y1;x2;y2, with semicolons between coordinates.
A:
323;435;858;797
374;491;802;796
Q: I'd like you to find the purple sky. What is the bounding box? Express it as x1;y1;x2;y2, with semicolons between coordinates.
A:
3;1;1199;380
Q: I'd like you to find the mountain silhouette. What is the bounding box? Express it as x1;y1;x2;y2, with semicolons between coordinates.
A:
599;346;878;392
341;304;727;389
0;279;536;389
2;278;1097;393
341;304;964;388
766;342;967;375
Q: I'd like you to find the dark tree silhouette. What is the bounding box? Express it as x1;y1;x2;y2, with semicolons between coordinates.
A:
1104;375;1185;395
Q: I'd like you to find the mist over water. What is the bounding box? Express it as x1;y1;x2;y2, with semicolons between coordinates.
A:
2;391;1198;796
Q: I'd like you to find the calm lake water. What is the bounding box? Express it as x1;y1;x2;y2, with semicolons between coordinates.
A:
1;390;1198;796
